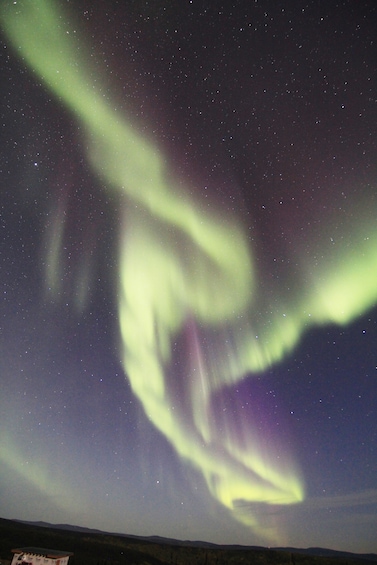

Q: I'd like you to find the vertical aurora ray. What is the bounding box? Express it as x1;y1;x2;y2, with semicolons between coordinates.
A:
3;0;377;542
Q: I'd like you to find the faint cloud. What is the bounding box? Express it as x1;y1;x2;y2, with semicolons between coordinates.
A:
302;489;377;511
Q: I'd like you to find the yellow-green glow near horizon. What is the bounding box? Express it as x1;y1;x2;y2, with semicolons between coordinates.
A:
3;0;377;542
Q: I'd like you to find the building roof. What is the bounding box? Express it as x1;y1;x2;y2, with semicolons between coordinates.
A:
12;548;73;559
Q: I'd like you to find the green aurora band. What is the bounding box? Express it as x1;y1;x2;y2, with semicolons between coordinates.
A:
3;0;377;542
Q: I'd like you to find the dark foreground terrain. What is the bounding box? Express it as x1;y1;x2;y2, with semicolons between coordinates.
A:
0;517;376;565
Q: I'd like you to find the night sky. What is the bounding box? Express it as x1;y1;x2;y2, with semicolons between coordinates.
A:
1;0;377;554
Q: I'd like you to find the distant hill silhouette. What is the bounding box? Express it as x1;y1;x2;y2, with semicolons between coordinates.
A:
0;517;375;565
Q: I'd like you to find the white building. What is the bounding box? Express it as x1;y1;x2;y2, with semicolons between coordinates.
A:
11;548;73;565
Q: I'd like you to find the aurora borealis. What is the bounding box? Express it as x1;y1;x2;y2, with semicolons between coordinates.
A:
1;0;377;553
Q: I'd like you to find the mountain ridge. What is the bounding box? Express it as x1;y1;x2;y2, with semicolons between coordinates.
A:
10;519;377;562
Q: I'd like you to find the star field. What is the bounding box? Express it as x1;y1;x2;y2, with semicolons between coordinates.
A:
1;0;377;554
